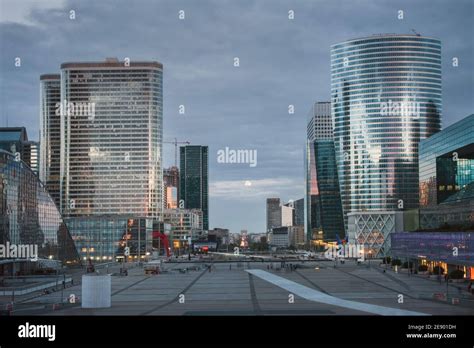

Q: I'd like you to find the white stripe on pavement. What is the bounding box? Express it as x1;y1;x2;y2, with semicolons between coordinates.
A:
246;269;429;316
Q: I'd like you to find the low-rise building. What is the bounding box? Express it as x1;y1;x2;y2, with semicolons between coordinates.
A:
163;208;203;241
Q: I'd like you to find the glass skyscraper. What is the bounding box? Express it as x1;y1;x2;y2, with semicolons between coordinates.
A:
59;58;163;218
419;114;473;207
179;145;209;230
305;102;344;242
39;74;61;208
331;34;442;220
0;150;80;271
0;127;39;176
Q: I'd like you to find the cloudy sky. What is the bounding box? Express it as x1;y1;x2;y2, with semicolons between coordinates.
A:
1;0;473;234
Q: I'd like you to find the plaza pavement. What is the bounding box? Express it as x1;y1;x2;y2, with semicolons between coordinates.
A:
11;261;474;316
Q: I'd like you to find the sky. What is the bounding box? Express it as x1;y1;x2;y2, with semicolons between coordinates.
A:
0;0;473;234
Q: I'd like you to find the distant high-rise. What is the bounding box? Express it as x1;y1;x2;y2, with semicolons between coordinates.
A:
60;58;164;218
266;198;281;232
331;34;442;255
281;204;294;227
179;145;209;230
305;102;344;242
164;166;179;208
39;74;61;207
0;127;39;176
293;198;305;226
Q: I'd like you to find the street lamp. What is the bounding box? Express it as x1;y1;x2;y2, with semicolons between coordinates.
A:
368;250;372;268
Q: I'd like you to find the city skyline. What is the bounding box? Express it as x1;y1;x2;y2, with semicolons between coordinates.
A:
1;0;473;233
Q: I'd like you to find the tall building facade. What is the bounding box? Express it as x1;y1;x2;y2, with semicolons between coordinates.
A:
0;150;80;273
163;166;179;208
293;198;305;226
305;102;344;242
0;127;39;176
331;34;442;255
418;114;473;230
60;58;164;219
419;114;473;207
179;145;208;230
266;198;281;232
281;204;294;227
39;74;61;207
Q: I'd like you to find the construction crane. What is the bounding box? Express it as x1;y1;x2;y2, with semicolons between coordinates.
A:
164;138;190;167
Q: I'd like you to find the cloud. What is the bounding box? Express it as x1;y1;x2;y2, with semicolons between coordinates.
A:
210;177;303;200
0;0;472;233
0;0;66;25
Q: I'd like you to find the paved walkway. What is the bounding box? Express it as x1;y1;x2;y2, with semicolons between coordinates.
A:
246;269;428;316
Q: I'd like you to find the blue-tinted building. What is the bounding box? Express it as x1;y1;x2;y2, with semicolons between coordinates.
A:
305;102;345;242
179;145;209;230
331;34;442;218
419;114;473;207
0;127;39;176
65;215;155;261
0;150;80;275
331;34;442;256
391;232;474;280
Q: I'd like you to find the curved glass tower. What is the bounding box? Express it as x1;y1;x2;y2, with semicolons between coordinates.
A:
331;34;442;223
0;150;80;269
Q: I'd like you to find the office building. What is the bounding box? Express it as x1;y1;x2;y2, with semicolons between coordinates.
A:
281;204;294;227
391;232;474;280
55;58;163;260
39;74;61;207
59;58;163;218
293;198;304;226
418;114;474;229
65;216;154;261
163;166;179;208
179;145;209;230
163;208;202;242
269;227;290;248
331;35;442;256
266;198;281;232
0;127;39;176
289;225;305;247
305;102;345;242
419;114;473;207
208;227;230;246
0;150;80;275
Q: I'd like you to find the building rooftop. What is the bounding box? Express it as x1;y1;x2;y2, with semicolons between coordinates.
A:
61;58;163;69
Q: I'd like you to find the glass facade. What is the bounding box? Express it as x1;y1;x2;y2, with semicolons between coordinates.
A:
0;150;80;265
293;198;304;226
266;198;281;232
179;146;208;230
163;209;202;241
65;216;154;261
419;114;474;207
391;232;474;267
39;74;61;208
0;127;40;176
331;35;442;223
305;102;344;241
308;141;345;242
60;59;163;219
